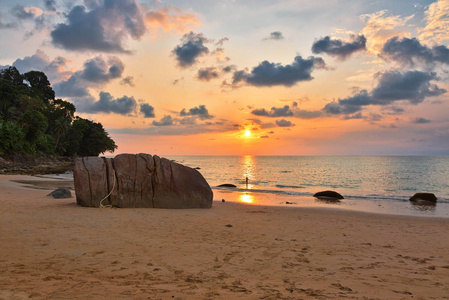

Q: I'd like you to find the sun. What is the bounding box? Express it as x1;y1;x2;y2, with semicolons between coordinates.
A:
245;130;251;137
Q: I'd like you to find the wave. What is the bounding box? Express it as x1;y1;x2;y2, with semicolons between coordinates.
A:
275;184;305;189
212;186;449;203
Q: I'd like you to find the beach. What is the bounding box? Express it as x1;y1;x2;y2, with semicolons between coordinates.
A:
1;175;449;299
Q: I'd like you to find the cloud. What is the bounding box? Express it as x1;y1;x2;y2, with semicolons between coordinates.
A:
412;117;432;124
53;76;90;98
311;34;366;60
211;48;230;62
371;70;446;104
381;36;449;66
264;31;284;41
76;92;138;115
222;65;236;73
324;70;446;116
140;103;155;118
11;5;40;20
11;49;71;83
83;56;124;83
197;67;220;81
251;105;293;117
172;77;184;85
0;13;17;29
145;6;200;35
381;105;405;115
275;119;295;127
232;55;326;87
153;115;174;126
120;76;135;86
172;32;210;68
53;56;124;97
360;10;414;54
293;108;324;119
252;103;323;120
216;37;229;47
180;105;213;120
51;0;146;53
111;120;234;136
418;0;449;44
44;0;57;11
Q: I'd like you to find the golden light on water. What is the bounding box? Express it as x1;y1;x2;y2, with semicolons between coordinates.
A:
242;155;255;189
240;193;254;203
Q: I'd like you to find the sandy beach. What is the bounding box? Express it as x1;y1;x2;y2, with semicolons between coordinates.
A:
1;175;449;299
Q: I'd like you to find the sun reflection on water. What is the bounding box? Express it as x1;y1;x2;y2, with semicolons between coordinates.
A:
241;155;255;189
240;193;254;203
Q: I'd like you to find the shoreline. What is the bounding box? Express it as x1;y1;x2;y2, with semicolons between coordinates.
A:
1;175;449;299
0;155;74;175
6;174;449;219
214;188;449;219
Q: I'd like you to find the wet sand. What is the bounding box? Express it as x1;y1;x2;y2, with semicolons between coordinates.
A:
1;175;449;299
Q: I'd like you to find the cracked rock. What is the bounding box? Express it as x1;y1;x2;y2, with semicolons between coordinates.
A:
73;154;213;208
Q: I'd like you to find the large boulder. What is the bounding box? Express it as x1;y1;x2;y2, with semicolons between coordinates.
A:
73;154;213;208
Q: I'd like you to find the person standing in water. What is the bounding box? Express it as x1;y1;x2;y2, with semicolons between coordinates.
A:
246;177;249;189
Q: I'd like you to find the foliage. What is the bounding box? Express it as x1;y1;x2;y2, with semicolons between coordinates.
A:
66;117;117;156
0;121;26;155
0;66;117;157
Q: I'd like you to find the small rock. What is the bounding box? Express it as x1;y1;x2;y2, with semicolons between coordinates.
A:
47;187;72;199
410;193;437;202
225;224;233;227
217;183;237;188
313;190;344;199
222;199;226;202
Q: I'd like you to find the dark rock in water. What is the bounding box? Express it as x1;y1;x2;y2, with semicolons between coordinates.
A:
410;193;437;202
48;187;72;199
73;154;213;209
217;183;237;188
222;199;226;202
313;190;344;200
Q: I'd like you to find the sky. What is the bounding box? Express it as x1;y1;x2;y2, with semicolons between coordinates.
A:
1;0;449;156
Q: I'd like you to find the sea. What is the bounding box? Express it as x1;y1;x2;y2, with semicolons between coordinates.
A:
167;155;449;218
53;155;449;218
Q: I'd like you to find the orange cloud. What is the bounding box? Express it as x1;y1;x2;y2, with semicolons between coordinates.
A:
419;0;449;44
360;10;413;55
145;6;201;36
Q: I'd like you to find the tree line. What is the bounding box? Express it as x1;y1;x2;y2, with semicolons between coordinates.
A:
0;66;117;157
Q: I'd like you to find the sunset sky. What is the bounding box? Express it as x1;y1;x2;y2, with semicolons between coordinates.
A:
1;0;449;155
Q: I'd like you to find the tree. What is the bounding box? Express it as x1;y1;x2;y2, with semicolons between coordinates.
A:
68;118;117;156
18;110;48;143
0;66;24;86
46;99;76;154
0;67;117;157
0;121;26;155
24;71;55;104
